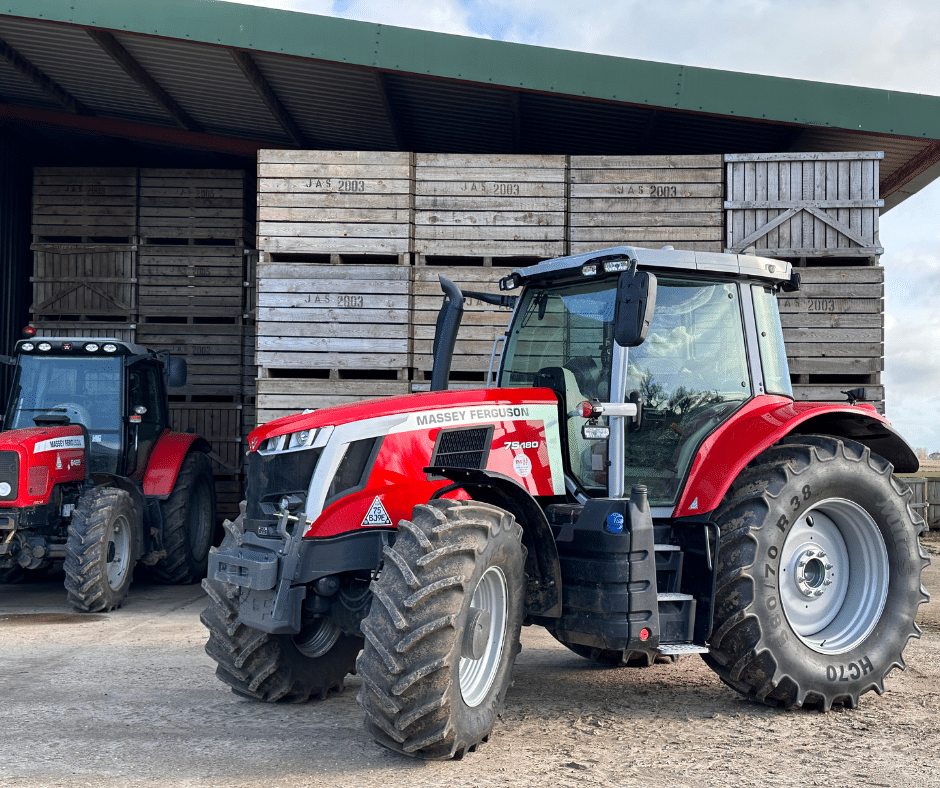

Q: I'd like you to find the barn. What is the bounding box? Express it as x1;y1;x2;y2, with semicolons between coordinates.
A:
2;0;939;515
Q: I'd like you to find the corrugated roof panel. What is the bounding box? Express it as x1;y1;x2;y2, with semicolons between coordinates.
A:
253;52;397;149
0;16;173;126
0;53;59;109
385;74;516;153
794;128;929;188
116;32;292;143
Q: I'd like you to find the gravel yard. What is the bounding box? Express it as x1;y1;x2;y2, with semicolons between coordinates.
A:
1;532;938;788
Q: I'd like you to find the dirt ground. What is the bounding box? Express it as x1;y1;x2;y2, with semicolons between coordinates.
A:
1;533;938;788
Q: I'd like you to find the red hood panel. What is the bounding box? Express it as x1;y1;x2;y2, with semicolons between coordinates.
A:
249;388;559;450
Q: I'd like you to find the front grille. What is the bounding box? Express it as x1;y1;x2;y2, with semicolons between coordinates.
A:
244;447;322;525
0;451;18;501
431;427;492;470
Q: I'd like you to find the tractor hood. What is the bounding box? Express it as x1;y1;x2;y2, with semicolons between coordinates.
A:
0;425;86;507
247;388;560;452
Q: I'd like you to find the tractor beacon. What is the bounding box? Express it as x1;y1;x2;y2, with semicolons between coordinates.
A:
202;246;929;760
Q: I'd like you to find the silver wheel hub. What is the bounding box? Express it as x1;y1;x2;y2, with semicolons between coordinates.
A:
780;498;888;655
459;566;508;708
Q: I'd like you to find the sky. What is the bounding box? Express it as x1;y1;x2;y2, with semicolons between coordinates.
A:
231;0;940;451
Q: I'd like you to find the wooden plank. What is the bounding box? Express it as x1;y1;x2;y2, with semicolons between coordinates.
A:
778;297;881;314
797;267;884;284
570;167;722;184
413;239;564;256
258;221;411;238
258;207;412;223
784;342;881;357
259;192;413;209
259;149;413;165
257;351;409;368
569;183;722;199
258;163;413;180
570;212;722;227
780;313;881;328
258;177;412;195
724;152;883;162
782;327;882;343
570;240;721;253
570;226;721;242
416;225;564;241
414;210;564;227
571;155;723;168
787;357;882;374
259;236;411;254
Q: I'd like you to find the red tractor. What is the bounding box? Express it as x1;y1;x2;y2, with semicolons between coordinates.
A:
202;247;929;760
0;336;216;611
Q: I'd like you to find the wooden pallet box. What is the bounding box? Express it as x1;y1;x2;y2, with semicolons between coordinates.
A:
31;242;137;322
414;154;567;259
256;260;411;374
137;321;246;401
169;403;245;473
138;245;249;316
780;265;884;407
32;167;137;242
724;152;883;258
139;169;250;244
569;155;724;254
256;378;410;425
257;150;413;257
412;265;515;382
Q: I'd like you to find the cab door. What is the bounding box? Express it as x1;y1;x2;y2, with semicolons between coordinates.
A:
125;362;169;479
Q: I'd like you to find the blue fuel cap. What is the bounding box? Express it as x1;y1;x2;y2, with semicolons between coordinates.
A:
605;513;624;534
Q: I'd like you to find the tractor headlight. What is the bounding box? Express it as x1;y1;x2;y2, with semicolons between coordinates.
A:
0;482;11;497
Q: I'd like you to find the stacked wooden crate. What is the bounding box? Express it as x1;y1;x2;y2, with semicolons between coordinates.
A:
255;151;415;424
30;168;139;341
724;152;885;409
135;169;254;517
413;154;566;262
568;155;724;254
410;154;565;387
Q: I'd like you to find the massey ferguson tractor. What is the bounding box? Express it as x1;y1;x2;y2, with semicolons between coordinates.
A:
202;246;929;760
0;336;216;611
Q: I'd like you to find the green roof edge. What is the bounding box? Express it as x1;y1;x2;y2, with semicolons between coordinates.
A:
8;0;940;141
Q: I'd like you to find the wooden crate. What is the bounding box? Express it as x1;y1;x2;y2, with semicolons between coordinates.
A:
138;245;248;316
257;377;410;425
569;155;723;254
414;154;567;258
31;243;137;321
724;152;883;258
780;265;883;407
256;260;412;373
137;320;246;401
139;169;250;243
257;150;413;256
32;167;137;241
30;321;136;343
412;265;515;382
169;403;246;473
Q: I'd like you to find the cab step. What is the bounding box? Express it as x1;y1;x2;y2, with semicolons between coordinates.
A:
658;643;710;655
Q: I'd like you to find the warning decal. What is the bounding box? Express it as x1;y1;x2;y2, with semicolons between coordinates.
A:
362;496;393;527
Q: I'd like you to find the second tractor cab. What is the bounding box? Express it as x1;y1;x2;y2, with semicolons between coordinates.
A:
203;247;928;761
0;337;217;611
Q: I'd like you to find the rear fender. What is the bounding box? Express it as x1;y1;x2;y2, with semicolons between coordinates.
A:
142;431;212;497
428;466;562;617
675;397;917;518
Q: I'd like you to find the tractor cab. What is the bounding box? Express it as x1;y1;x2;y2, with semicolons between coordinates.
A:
496;247;797;508
3;338;186;479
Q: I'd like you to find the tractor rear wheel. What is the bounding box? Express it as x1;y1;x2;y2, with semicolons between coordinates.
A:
64;486;138;612
705;435;929;710
151;452;216;584
201;513;362;702
357;499;526;760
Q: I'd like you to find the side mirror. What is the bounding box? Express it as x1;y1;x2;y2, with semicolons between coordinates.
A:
614;267;657;347
167;356;187;388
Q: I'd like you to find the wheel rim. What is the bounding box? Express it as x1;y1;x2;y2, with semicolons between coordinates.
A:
188;481;213;563
294;616;341;658
780;497;889;654
106;513;132;590
459;566;508;708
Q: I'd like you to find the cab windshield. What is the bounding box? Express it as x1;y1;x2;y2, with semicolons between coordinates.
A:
499;274;752;504
7;355;123;474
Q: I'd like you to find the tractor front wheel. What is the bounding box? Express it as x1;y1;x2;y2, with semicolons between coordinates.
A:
201;513;362;702
64;486;138;612
357;499;526;760
705;435;929;710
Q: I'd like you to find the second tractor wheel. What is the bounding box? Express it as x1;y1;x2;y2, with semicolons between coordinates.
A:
201;513;363;702
64;486;138;612
705;435;929;710
357;499;526;760
151;452;216;584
